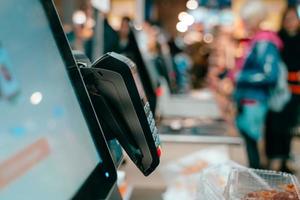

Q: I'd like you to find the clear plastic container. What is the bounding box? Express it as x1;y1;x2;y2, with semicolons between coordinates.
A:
197;161;245;200
224;168;300;200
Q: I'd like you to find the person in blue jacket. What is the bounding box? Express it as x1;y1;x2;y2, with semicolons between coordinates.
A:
234;1;282;169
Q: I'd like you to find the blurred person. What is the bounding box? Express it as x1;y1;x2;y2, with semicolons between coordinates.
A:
173;50;192;93
167;37;192;93
265;6;300;173
71;9;94;54
234;1;282;169
208;25;238;136
116;16;146;65
188;41;210;89
101;15;120;54
118;16;135;54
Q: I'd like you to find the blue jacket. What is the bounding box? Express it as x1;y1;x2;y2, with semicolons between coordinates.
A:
234;41;280;103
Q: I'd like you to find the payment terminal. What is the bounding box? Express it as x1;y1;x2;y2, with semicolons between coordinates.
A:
80;52;161;176
73;50;124;168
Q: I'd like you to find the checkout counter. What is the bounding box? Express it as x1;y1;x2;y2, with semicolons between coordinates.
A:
127;23;241;145
0;0;161;199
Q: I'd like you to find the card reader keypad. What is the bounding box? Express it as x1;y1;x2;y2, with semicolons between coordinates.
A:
144;102;160;147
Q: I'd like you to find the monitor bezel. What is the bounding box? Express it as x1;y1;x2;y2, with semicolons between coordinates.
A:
41;0;117;199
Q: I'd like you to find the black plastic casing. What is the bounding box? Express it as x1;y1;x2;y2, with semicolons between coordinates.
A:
81;52;161;176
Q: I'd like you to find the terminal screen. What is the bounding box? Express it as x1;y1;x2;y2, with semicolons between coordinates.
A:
0;1;101;199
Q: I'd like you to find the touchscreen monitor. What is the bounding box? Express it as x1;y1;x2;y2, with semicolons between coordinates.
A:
0;1;116;199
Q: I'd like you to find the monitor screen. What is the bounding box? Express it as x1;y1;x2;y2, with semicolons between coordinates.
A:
0;1;104;199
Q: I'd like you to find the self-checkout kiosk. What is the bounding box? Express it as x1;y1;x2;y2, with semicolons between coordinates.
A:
0;0;160;199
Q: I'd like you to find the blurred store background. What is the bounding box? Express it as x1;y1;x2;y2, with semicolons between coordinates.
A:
53;0;300;199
